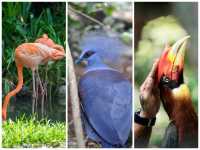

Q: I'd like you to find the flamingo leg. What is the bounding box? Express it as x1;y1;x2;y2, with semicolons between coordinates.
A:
44;64;49;115
35;75;38;113
32;70;36;114
36;69;45;117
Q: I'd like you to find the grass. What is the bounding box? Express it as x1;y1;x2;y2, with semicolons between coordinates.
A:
2;115;66;148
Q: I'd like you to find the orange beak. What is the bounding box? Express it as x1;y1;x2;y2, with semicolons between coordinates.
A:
157;36;190;88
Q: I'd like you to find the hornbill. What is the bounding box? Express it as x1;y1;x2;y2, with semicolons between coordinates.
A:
156;36;198;147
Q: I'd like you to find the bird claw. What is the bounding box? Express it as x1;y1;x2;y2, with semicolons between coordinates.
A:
86;139;101;148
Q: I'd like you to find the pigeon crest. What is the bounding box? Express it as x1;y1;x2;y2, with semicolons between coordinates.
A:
79;30;130;66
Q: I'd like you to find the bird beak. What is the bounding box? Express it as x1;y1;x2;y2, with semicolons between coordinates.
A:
170;36;190;72
51;50;65;60
75;58;83;64
56;51;66;58
75;53;84;64
157;36;190;85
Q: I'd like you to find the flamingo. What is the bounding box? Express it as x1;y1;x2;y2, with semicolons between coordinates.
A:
2;34;65;121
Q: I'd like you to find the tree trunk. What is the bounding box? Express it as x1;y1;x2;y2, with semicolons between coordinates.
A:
67;44;85;147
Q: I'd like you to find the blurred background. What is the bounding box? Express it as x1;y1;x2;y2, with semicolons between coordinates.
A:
2;2;66;122
134;2;198;147
68;2;132;147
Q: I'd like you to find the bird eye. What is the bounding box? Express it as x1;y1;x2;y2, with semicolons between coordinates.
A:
160;75;179;89
163;76;169;83
160;76;170;85
84;51;95;58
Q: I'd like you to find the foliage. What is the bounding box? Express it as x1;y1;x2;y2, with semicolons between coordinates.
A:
2;115;66;148
2;2;66;117
68;2;132;54
141;16;187;46
70;2;117;17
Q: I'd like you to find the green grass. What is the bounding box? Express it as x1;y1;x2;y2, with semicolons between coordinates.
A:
2;115;66;148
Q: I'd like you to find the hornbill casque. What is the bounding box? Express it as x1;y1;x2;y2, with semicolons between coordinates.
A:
156;36;198;147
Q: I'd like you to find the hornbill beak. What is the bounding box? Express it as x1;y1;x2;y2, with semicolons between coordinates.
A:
157;36;190;88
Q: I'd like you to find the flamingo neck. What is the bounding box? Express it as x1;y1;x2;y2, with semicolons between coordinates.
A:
2;64;24;121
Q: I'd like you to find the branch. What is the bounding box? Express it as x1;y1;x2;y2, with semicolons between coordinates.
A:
69;5;106;28
67;44;85;147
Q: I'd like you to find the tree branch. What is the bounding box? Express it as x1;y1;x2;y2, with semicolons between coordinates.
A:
67;44;85;147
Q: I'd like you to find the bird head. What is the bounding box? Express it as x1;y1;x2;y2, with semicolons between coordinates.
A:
156;36;198;145
157;36;190;89
157;35;191;119
36;34;65;60
51;50;65;60
75;50;96;64
78;31;130;66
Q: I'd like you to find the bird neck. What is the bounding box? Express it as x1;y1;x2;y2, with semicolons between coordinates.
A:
2;64;24;121
173;102;198;145
161;84;198;144
86;54;109;69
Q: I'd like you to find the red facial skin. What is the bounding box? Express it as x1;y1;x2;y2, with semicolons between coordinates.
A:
156;46;184;85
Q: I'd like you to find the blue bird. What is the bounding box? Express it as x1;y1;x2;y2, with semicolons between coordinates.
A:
76;31;132;148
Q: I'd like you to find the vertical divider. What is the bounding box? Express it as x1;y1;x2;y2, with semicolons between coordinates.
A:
66;2;68;148
132;1;134;148
198;1;200;148
0;1;2;148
